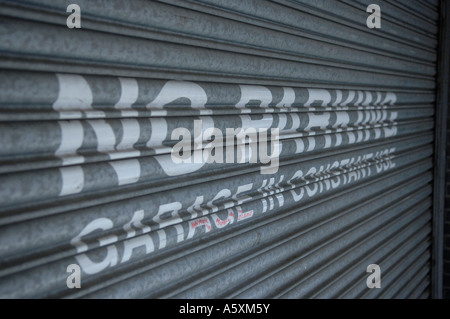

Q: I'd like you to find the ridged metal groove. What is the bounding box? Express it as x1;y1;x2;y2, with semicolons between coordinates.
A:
163;0;437;61
272;0;437;50
285;215;432;298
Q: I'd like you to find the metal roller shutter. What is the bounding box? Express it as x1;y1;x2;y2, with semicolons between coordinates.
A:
0;0;440;298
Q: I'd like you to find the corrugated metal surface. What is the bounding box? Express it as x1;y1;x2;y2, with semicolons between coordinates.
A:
0;0;439;298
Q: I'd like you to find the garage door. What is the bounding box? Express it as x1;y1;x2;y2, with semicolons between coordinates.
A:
0;0;439;298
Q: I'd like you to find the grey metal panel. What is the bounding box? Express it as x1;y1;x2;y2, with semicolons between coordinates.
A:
344;0;437;33
82;164;434;299
387;0;439;23
0;0;438;299
174;188;432;299
288;213;432;298
0;17;435;90
273;0;437;49
162;0;437;59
